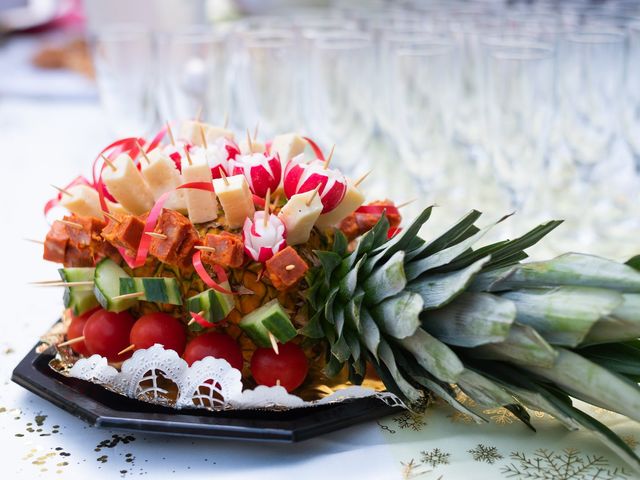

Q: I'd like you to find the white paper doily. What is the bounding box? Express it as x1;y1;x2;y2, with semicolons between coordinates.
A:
66;344;404;411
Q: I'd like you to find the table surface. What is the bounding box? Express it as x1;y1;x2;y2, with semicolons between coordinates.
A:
1;34;638;480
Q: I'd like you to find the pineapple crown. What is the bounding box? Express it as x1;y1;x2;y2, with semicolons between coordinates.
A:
304;206;640;472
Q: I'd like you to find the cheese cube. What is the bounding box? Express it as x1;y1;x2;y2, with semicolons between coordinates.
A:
278;190;323;245
181;152;218;224
140;148;187;212
59;184;104;219
315;181;365;228
102;153;154;215
212;175;255;229
270;133;307;164
106;200;128;216
179;120;235;146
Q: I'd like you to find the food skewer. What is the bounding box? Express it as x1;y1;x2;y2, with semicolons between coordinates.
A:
100;154;117;171
246;129;253;152
112;291;145;301
58;336;85;348
145;232;168;240
305;185;321;207
253;121;260;141
59;219;83;229
199;124;208;149
219;169;230;186
397;199;417;209
136;141;152;164
268;331;279;355
117;344;136;356
223;112;229;129
184;146;193;166
353;169;373;188
24;238;44;245
102;211;121;224
263;188;271;227
51;184;72;197
194;246;216;253
188;311;206;326
323;145;335;170
166;121;176;146
30;280;94;287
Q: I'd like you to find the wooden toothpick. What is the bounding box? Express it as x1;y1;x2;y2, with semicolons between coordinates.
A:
263;188;271;227
145;232;168;240
112;291;145;301
195;105;203;122
103;211;121;224
268;331;279;355
51;184;72;197
137;140;152;164
199;124;208;149
354;169;373;188
194;246;217;253
188;311;206;326
223;111;229;129
100;154;117;171
166;121;176;146
220;169;230;186
306;184;321;207
59;220;83;229
285;264;295;271
58;336;85;348
24;238;44;245
253;121;260;141
246;129;253;152
323;145;335;169
184;147;193;166
118;344;136;356
397;199;417;209
31;280;94;287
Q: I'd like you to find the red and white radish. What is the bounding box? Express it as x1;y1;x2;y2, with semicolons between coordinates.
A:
283;154;347;213
242;211;287;263
231;152;282;198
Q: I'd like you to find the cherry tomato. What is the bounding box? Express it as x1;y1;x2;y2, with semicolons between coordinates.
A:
183;332;243;371
250;342;308;392
130;313;187;356
83;309;135;361
66;307;100;356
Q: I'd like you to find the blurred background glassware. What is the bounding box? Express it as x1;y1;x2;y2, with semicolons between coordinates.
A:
306;31;374;173
557;27;626;178
91;24;156;137
235;29;299;138
156;27;229;128
388;34;456;189
623;20;640;172
482;38;556;216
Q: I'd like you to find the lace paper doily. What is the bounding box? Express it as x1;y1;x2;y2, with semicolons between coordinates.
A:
65;344;404;411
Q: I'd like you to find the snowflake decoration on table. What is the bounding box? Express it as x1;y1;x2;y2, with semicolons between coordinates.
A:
400;459;432;479
393;411;427;431
483;407;516;426
501;448;629;480
468;444;503;464
622;435;638;451
420;448;451;468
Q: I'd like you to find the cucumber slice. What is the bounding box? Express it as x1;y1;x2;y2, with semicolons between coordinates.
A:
186;285;235;329
58;267;99;315
119;277;183;305
93;258;137;312
239;299;297;347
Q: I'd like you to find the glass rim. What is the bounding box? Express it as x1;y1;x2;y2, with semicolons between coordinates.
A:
564;29;627;44
312;31;373;50
91;23;152;41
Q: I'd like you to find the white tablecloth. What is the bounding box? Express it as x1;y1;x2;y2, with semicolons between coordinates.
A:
0;35;638;480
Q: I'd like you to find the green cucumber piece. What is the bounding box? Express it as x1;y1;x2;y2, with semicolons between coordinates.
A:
186;285;235;329
93;258;137;312
58;267;99;315
119;277;183;305
239;299;297;347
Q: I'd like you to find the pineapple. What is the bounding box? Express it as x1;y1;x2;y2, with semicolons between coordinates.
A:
305;206;640;470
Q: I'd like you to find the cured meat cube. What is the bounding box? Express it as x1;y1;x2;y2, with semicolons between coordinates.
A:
101;213;146;255
43;220;69;263
149;209;200;267
265;246;308;291
201;232;244;269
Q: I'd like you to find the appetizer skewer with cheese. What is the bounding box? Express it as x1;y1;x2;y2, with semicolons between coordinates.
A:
59;184;105;219
278;188;323;245
213;174;255;229
102;153;155;215
315;179;366;228
140;148;187;212
181;149;218;224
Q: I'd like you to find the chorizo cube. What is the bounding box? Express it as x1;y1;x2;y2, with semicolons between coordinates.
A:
101;213;146;254
265;246;308;291
43;221;69;263
201;232;244;269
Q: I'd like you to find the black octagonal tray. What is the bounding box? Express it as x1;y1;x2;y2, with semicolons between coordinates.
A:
11;340;401;442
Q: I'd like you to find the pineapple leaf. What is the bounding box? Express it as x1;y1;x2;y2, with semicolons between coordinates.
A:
338;255;367;302
378;339;423;403
436;240;511;273
345;290;365;332
583;294;640;345
397;328;464;382
360;308;381;359
470;322;558;368
487;253;640;293
332;229;348;256
456;368;517;408
407;256;490;309
371;292;423;339
627;255;640;271
486;220;563;265
331;334;351;363
422;292;516;347
324;287;339;325
324;355;344;377
409;209;482;260
299;310;325;338
315;250;343;285
501;287;623;347
578;342;640;376
363;251;407;305
524;348;640;423
345;330;361;362
334;304;345;337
